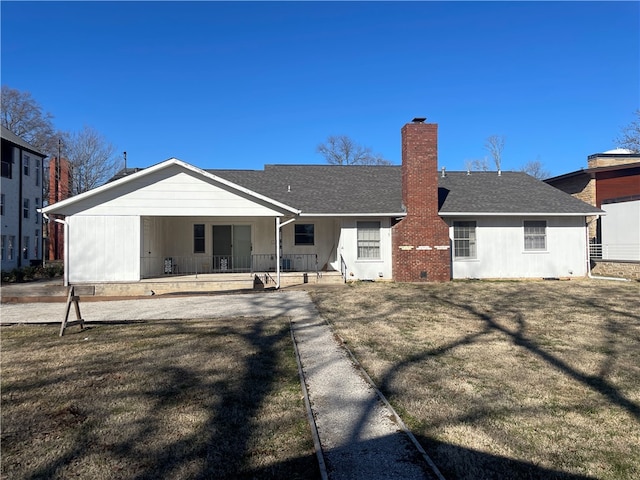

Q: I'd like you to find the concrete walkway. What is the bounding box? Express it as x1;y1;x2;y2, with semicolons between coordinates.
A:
1;290;443;480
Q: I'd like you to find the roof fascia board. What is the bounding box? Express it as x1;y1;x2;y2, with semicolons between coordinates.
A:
42;158;300;215
299;212;406;217
440;212;604;217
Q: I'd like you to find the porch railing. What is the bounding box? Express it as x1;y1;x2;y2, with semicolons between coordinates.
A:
589;243;640;262
340;254;348;283
141;254;319;278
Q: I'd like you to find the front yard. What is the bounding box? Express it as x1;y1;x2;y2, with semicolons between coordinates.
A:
1;318;319;480
312;279;640;480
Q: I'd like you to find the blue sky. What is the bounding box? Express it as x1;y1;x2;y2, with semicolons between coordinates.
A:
2;1;638;177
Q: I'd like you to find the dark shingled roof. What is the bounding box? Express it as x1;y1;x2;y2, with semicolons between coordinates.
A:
209;165;601;216
438;171;603;215
209;165;403;214
1;125;47;157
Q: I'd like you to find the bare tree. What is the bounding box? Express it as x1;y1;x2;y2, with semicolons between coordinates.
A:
65;126;120;194
465;157;490;172
519;159;550;180
1;85;58;154
615;109;640;153
484;135;505;171
317;135;392;165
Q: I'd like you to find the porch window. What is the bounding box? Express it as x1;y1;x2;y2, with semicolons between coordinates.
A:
295;224;315;245
454;221;476;259
193;224;205;253
524;220;547;251
357;221;380;259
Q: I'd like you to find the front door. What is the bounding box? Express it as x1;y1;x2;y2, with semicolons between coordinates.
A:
212;225;251;271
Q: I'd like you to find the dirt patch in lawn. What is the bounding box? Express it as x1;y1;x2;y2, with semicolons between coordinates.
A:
311;279;640;480
1;318;319;480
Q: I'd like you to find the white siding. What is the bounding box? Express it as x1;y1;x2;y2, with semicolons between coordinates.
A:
68;216;140;282
337;218;393;280
601;200;640;261
449;216;589;279
56;165;286;217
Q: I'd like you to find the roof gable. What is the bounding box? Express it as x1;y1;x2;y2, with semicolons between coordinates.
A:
42;158;299;216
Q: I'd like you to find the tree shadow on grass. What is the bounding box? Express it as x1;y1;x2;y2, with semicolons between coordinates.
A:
2;318;320;480
314;281;639;479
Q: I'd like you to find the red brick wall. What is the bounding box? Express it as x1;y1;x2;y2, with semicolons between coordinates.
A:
392;120;451;282
48;157;72;260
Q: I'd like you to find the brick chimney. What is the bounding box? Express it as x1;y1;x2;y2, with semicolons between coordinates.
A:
392;118;451;282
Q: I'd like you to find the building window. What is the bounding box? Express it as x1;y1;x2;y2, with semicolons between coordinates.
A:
8;236;15;260
23;155;30;176
524;220;547;251
357;221;381;259
0;193;4;216
295;224;315;245
1;147;12;178
35;198;40;223
1;235;5;260
23;198;30;219
454;221;477;259
36;159;40;186
193;224;205;253
23;236;29;259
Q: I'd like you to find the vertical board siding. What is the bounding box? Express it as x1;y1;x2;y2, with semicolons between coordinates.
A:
68;216;140;282
450;216;588;279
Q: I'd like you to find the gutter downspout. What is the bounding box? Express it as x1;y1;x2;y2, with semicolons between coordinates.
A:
586;215;630;282
43;212;69;286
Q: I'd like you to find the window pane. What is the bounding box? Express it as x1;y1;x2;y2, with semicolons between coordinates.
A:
295;224;314;245
194;224;205;253
524;221;546;251
357;221;380;259
454;221;476;258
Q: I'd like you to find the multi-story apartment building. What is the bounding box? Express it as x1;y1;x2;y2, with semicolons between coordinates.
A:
1;125;47;271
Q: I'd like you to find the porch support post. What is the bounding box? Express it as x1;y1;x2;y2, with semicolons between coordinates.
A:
275;216;297;290
276;217;281;289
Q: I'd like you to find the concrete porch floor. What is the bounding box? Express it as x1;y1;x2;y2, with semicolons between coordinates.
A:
1;271;344;302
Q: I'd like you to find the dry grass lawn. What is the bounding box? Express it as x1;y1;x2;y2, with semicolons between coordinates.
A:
311;279;640;480
1;318;319;480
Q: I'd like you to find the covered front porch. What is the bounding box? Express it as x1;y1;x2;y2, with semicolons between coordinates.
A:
139;215;342;284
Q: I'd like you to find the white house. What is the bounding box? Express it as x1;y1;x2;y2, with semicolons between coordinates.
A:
41;119;603;286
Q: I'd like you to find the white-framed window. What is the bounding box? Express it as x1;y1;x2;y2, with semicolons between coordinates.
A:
454;221;477;259
193;224;205;253
23;198;30;219
357;221;381;259
35;159;41;186
295;224;315;245
524;220;547;251
23;155;30;176
35;198;40;224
